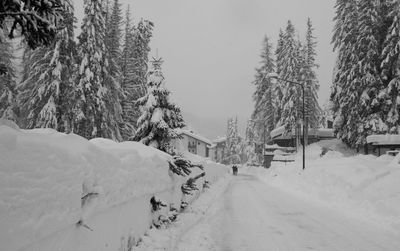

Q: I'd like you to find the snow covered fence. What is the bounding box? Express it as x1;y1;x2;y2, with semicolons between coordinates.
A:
0;119;227;251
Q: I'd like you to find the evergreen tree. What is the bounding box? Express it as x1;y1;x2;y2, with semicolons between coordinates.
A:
331;0;360;146
355;0;387;145
381;0;400;82
279;20;302;134
121;19;154;136
0;0;72;49
331;0;392;148
132;19;153;97
18;2;76;131
381;0;400;133
274;29;285;126
119;6;137;140
252;36;276;137
244;119;259;165
75;0;122;140
133;58;185;153
225;117;241;164
302;18;321;130
0;31;17;121
105;0;122;83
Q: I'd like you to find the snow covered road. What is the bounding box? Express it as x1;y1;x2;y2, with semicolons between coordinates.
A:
175;173;400;251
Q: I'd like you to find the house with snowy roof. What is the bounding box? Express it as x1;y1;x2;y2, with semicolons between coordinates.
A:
366;134;400;156
208;137;227;163
269;125;335;147
173;129;212;158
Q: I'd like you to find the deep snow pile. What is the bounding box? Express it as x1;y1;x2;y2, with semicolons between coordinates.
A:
0;119;227;251
255;139;400;231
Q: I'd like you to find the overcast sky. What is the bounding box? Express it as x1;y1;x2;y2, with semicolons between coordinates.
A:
72;0;336;138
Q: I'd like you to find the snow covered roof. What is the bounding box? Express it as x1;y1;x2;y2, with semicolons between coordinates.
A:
270;125;286;139
366;134;400;145
318;128;335;138
265;144;296;151
213;137;227;143
271;126;334;139
176;129;212;145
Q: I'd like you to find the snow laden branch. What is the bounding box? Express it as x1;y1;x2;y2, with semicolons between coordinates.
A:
0;0;70;49
168;154;204;176
181;172;206;195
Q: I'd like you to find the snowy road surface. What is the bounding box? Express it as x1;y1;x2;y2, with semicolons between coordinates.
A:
175;173;400;251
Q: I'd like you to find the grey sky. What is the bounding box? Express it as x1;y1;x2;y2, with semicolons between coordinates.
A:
73;0;336;138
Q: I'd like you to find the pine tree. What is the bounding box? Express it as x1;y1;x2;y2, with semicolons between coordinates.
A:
355;0;387;145
0;0;71;49
133;58;185;153
121;19;154;137
244;119;259;165
274;29;285;126
225;117;241;164
75;0;122;140
132;19;153;98
18;2;76;131
279;20;302;134
331;0;392;148
381;0;400;133
252;36;276;137
119;6;137;140
105;0;122;84
381;0;400;82
302;18;321;130
0;31;17;121
331;0;360;146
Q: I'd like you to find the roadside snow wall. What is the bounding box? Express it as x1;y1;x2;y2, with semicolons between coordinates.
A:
0;120;227;251
257;139;400;231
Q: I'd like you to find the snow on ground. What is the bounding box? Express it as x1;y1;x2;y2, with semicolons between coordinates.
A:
0;119;227;251
174;174;400;251
133;175;232;251
252;139;400;231
138;162;400;251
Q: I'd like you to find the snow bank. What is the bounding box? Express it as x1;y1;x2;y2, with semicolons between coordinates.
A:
0;121;227;251
256;139;400;231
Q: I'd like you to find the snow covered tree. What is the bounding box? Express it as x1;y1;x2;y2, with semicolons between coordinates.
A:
331;0;361;147
302;18;321;130
18;2;76;131
74;0;123;140
133;58;185;153
0;0;71;49
331;0;393;148
105;0;122;84
0;31;17;121
381;0;400;83
131;19;153;98
279;20;302;134
119;6;137;140
252;36;276;139
355;0;387;144
381;0;400;133
119;18;153;140
274;29;285;126
244;119;260;165
224;117;241;164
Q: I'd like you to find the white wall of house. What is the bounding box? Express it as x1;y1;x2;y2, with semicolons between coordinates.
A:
172;134;210;158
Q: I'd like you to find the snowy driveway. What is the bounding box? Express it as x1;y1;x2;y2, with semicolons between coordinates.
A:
175;173;400;251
